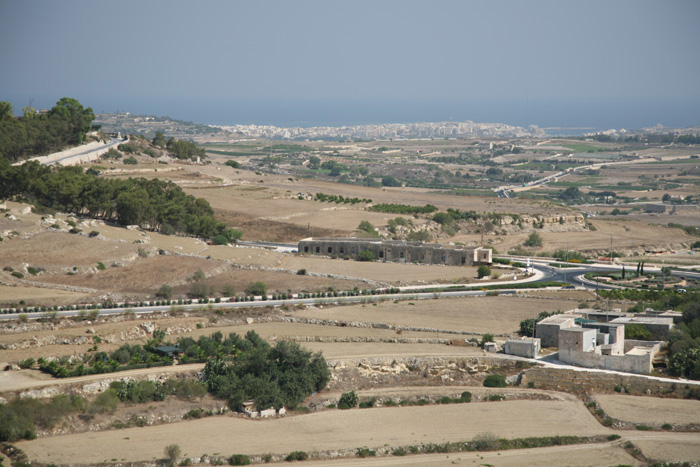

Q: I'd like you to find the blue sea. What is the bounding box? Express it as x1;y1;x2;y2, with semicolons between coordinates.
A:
65;96;700;133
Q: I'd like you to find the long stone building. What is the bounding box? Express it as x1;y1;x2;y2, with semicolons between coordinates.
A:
297;237;492;266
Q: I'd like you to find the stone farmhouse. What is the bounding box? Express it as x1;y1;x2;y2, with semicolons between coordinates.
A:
297;237;492;266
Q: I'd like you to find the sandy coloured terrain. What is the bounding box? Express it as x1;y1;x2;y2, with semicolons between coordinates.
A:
294;295;577;334
595;393;700;426
17;400;606;464
626;432;700;463
307;444;642;467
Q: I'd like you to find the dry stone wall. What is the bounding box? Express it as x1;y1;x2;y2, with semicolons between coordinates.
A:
521;366;700;397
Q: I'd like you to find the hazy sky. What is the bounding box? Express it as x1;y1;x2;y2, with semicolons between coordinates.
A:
1;0;699;128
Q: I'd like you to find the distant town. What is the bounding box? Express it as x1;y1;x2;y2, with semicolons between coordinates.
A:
213;120;548;140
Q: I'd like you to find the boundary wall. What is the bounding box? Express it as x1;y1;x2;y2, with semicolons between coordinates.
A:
521;365;700;397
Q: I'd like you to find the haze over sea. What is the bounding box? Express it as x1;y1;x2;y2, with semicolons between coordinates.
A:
93;96;700;135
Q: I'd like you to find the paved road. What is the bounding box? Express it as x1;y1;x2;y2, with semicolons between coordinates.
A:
43;137;123;166
3;258;692;321
494;154;695;195
13;138;124;167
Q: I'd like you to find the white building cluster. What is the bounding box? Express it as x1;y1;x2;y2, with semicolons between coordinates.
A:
214;121;545;140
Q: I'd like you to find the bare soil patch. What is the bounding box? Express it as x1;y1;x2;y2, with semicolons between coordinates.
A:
17;400;605;464
312;444;640;467
35;255;219;294
279;256;481;286
303;342;483;360
0;231;137;270
215;209;344;243
0;285;88;307
196;268;368;295
595;393;700;426
628;432;700;463
294;295;574;335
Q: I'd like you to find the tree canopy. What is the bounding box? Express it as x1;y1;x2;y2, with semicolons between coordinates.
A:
0;159;233;239
203;331;330;410
0;98;95;161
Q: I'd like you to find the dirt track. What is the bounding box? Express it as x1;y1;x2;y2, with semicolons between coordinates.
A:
17;400;606;464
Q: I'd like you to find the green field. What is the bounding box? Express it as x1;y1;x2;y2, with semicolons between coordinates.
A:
562;144;606;152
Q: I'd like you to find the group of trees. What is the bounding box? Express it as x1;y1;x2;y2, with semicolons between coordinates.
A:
166;137;206;161
369;203;438;215
314;193;371;204
203;330;330;411
597;289;700;380
0;98;95;161
664;294;700;379
0;160;235;240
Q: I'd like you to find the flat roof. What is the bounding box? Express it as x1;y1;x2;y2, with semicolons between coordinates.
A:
538;314;580;326
560;327;593;333
611;317;674;325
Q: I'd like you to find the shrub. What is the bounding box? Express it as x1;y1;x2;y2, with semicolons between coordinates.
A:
391;447;407;456
662;423;672;430
188;282;211;299
477;265;491;279
246;281;268;296
96;262;106;270
123;156;138;165
603;417;614;427
18;358;35;369
338;391;358;409
228;454;251;465
220;284;236;297
406;230;432;242
480;333;494;347
471;432;499;451
625;323;653;340
165;444;181;466
357;250;376;262
213;234;229;246
483;374;507;388
89;230;100;237
285;451;308;462
524;232;543;247
356;447;376;458
296;269;307;275
460;391;472;402
358;397;376;408
11;271;24;279
156;284;173;299
635;425;653;431
102;147;122;159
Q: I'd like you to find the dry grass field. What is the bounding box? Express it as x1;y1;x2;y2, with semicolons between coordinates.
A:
294;295;576;334
3;136;700;466
17;400;606;464
594;393;700;426
306;445;642;467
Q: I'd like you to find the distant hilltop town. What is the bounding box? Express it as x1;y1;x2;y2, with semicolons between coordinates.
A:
212;120;547;140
